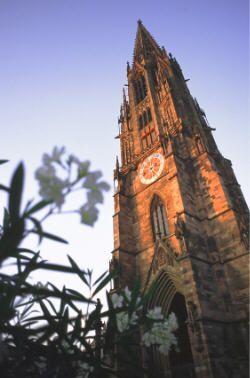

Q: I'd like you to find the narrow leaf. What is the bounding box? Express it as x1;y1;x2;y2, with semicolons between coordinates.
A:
67;255;89;286
0;159;9;165
25;199;52;216
91;270;117;298
9;162;24;223
31;230;68;244
0;184;9;192
93;270;108;286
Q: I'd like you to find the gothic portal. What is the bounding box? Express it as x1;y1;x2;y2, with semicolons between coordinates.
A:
111;21;249;378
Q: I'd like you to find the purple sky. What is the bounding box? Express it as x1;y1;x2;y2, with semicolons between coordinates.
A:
0;0;248;290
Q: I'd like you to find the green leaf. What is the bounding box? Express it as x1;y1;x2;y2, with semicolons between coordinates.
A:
39;299;52;319
31;230;68;244
3;208;10;229
27;216;43;243
0;218;25;263
0;159;9;165
67;255;89;287
67;288;93;303
24;199;52;216
31;261;79;274
93;270;108;286
8;162;24;223
91;270;117;298
60;307;69;335
0;184;9;192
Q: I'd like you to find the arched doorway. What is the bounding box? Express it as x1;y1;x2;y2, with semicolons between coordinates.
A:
146;269;194;378
168;293;194;378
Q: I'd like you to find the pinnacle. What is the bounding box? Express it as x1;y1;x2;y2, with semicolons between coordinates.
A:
133;21;162;64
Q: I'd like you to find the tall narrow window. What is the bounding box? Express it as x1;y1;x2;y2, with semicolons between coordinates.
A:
134;75;147;104
151;196;169;241
139;115;143;129
138;107;156;151
147;107;152;122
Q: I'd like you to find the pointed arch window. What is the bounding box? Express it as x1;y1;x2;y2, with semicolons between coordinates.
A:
138;107;156;150
151;196;169;241
134;75;147;104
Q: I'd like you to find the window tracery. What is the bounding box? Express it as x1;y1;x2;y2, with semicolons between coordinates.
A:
134;75;147;104
138;107;156;150
151;196;169;240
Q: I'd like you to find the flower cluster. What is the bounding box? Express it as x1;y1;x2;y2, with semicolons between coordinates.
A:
35;146;110;226
35;148;69;208
142;312;178;355
111;288;178;356
111;287;141;332
116;311;138;333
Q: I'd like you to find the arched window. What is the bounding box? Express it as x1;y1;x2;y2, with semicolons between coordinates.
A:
151;196;169;241
138;107;155;151
147;107;152;123
143;111;147;126
139;115;143;129
134;75;147;104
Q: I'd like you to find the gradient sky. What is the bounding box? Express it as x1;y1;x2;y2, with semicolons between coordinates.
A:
0;0;249;292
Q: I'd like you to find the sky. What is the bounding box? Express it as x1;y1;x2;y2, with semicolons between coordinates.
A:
0;0;249;296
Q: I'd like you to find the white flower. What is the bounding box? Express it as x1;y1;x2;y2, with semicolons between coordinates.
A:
136;296;142;310
111;293;123;309
142;314;178;356
130;311;138;325
79;204;99;226
116;311;129;332
35;165;68;207
42;146;66;166
83;171;102;189
142;330;155;347
147;306;163;320
87;188;104;206
116;311;138;333
35;164;56;180
97;181;110;191
78;161;90;178
168;312;178;331
124;286;131;301
67;154;80;165
51;146;66;163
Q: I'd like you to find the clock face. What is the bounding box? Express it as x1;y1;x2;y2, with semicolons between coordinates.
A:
139;153;164;185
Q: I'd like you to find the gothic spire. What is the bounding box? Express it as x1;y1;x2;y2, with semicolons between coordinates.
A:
133;20;162;64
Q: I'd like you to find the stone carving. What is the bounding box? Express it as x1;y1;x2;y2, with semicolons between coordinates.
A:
151;241;176;274
109;257;119;273
175;214;189;254
160;131;171;155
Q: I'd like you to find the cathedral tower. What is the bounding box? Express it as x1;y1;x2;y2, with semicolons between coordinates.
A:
111;21;249;378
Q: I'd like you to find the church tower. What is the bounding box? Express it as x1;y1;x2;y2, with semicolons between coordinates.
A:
111;21;249;378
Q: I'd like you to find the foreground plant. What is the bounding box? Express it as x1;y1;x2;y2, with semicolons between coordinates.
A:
0;149;178;377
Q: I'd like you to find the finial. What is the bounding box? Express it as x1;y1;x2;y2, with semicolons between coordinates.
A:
137;19;142;25
127;61;130;74
116;156;120;170
161;45;167;55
